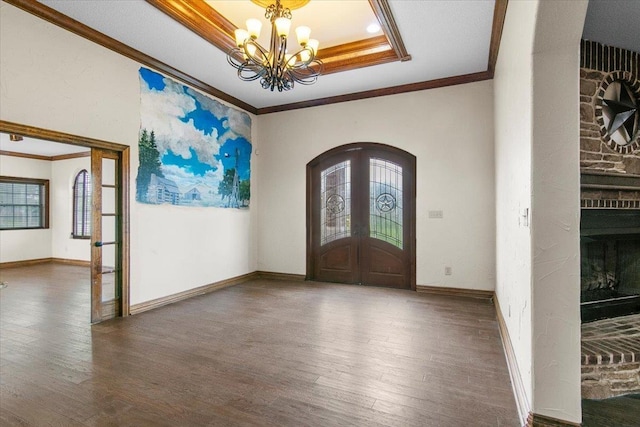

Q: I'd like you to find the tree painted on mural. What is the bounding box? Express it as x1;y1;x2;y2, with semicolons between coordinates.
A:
217;168;250;208
239;179;250;207
136;128;164;202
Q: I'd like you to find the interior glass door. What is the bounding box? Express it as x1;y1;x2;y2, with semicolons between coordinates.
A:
91;149;121;323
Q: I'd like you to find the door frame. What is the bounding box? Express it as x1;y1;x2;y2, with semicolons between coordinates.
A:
0;120;131;318
306;142;416;290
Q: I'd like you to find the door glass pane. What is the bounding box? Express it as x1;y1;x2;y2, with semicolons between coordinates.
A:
102;187;116;215
102;158;116;186
320;160;351;245
102;216;116;243
369;158;403;249
101;243;118;302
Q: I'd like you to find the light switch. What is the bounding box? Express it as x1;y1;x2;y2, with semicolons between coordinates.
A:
428;210;443;219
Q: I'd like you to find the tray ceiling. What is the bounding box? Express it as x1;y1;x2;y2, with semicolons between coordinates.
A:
13;0;504;114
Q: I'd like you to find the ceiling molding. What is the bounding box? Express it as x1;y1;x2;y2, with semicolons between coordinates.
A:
368;0;411;62
0;149;52;161
488;0;508;77
257;71;493;114
4;0;508;115
51;151;91;161
0;149;90;161
145;0;237;54
3;0;257;115
319;35;398;73
145;0;410;75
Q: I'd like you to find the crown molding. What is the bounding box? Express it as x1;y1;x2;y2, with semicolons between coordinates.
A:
3;0;257;115
257;71;493;114
0;149;51;161
4;0;508;115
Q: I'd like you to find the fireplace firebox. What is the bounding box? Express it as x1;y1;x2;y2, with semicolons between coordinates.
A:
580;173;640;322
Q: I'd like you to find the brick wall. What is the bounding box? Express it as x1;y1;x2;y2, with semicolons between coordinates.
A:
580;39;640;174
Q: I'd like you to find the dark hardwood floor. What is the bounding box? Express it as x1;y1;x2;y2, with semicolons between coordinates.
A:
1;263;521;426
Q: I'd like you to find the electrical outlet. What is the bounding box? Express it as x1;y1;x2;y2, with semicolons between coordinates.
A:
444;266;452;276
428;210;443;219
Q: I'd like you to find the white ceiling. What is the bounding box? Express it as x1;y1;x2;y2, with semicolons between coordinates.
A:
37;0;496;110
4;0;638;156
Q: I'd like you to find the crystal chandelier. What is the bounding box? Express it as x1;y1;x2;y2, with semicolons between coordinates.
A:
227;0;323;92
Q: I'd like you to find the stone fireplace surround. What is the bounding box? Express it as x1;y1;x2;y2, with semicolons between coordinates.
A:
580;39;640;399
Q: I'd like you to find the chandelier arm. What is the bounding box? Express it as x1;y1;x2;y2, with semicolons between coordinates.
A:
238;65;267;82
244;40;270;67
227;48;246;69
287;69;319;85
288;60;323;79
287;46;317;69
227;48;270;82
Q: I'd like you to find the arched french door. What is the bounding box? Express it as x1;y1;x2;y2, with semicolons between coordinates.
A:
307;143;416;290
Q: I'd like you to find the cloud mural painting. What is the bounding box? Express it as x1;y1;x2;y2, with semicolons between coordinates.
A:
136;67;252;208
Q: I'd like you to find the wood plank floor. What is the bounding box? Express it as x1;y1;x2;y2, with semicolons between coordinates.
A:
1;263;521;426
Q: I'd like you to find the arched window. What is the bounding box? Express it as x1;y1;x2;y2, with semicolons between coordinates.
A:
72;170;91;238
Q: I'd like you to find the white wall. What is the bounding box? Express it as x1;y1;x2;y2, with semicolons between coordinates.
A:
0;3;259;305
257;82;496;290
530;0;586;422
51;156;92;262
0;155;53;262
493;0;538;418
494;0;587;423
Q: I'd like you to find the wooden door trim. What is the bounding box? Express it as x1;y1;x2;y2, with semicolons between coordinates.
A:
306;142;416;290
0;120;131;318
90;149;103;323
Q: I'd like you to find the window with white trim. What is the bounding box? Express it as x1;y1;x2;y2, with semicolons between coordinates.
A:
0;176;49;230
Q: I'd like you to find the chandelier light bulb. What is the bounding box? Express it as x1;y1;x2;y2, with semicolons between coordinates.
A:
246;19;262;39
275;17;291;38
299;50;311;62
295;26;311;46
234;29;249;47
307;39;319;55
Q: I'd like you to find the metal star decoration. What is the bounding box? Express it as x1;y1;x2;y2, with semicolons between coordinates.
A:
602;81;638;144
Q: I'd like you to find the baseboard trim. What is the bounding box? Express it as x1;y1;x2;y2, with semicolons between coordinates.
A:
255;271;306;282
416;285;493;299
51;258;91;267
526;412;581;427
130;272;258;315
0;257;90;269
0;258;51;269
494;296;531;426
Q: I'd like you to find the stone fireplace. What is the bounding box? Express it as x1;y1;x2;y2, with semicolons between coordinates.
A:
580;40;640;399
